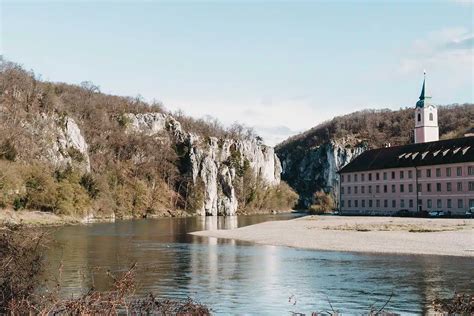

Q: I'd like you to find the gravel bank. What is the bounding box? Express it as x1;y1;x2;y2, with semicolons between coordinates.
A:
191;216;474;257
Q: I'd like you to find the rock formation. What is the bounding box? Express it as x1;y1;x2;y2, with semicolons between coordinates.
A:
278;139;365;207
125;113;281;215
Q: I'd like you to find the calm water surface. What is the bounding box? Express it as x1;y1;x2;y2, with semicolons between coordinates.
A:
45;214;473;315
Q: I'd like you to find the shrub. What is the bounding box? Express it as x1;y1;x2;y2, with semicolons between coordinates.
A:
0;139;17;161
309;191;335;214
80;173;100;198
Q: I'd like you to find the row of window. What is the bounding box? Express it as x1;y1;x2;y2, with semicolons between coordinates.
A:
341;181;474;195
341;166;474;183
342;198;474;209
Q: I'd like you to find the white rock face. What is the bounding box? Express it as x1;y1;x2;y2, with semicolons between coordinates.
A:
125;112;281;216
279;139;366;207
326;140;366;199
32;114;91;172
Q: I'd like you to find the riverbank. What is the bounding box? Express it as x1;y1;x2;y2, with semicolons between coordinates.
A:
0;208;296;227
191;215;474;257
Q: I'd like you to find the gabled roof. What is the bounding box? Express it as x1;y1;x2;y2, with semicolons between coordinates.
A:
338;136;474;173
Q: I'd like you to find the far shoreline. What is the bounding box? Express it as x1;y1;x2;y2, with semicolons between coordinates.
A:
190;215;474;257
0;208;298;228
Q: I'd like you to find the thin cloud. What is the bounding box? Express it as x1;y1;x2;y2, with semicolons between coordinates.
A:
445;34;474;50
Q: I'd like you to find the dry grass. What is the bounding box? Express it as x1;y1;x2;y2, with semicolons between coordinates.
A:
0;225;210;315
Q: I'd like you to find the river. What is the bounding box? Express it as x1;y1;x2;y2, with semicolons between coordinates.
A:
44;213;473;315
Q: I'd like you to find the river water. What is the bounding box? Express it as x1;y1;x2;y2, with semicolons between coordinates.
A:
44;213;473;315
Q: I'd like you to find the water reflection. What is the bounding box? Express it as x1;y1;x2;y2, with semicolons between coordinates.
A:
44;214;473;314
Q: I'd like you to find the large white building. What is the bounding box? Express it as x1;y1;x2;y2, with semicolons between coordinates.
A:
338;74;474;216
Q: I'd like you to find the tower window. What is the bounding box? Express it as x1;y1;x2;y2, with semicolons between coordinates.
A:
429;113;433;121
417;113;421;122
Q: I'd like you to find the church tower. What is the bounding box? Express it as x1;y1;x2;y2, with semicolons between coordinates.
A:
414;72;439;144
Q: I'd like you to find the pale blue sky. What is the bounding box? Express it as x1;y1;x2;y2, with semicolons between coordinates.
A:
1;0;473;145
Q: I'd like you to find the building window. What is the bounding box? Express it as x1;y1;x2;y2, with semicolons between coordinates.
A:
416;170;421;178
469;166;474;176
355;200;358;208
361;174;365;182
376;200;380;208
436;168;441;177
446;168;451;177
391;171;395;179
400;171;404;179
470;199;474;208
376;185;380;193
418;113;421;122
417;183;422;192
418;199;423;207
436;183;441;192
369;200;373;208
341;187;345;195
457;167;462;176
469;181;474;191
427;183;431;192
361;186;365;194
341;175;344;183
354;174;358;182
368;185;372;194
368;173;372;181
383;172;387;180
391;184;396;193
341;200;345;208
409;199;413;208
354;186;358;194
427;199;432;208
457;182;463;191
348;187;352;194
348;174;351;182
458;199;463;208
426;169;431;178
392;200;396;208
400;199;405;208
447;183;452;192
348;200;352;207
384;200;388;208
362;200;366;208
384;185;387;193
408;170;413;179
400;184;404;193
429;113;433;121
447;199;452;208
409;184;413;192
437;199;442;209
376;173;380;181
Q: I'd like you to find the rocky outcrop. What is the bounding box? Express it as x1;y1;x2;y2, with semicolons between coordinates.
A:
278;140;366;207
124;113;281;216
28;114;91;173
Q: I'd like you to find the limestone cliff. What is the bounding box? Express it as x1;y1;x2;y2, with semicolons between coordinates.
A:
277;139;366;207
124;113;281;216
25;114;91;173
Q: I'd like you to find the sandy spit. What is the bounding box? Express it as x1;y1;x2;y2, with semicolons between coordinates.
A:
190;216;474;257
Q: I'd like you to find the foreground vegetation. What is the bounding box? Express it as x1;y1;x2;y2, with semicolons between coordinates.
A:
0;225;210;315
0;59;298;220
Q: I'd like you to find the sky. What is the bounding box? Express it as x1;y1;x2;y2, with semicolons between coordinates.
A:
1;0;473;145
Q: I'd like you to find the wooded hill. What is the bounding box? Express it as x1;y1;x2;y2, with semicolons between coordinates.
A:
0;60;298;218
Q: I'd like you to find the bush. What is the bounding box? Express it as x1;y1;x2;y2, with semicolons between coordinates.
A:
309;191;335;214
0;139;17;161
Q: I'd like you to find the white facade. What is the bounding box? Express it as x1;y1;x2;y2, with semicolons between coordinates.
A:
414;104;439;143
